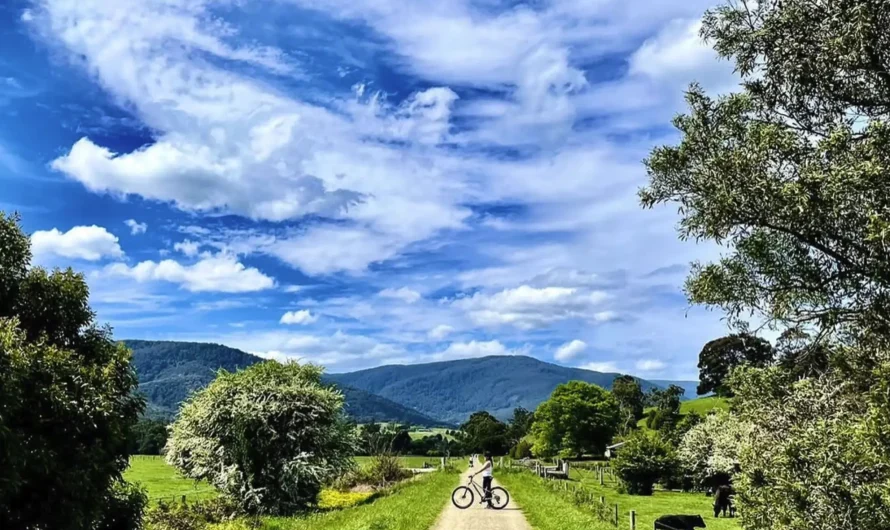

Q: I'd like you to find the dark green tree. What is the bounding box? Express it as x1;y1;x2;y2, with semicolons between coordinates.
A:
611;375;645;433
460;411;509;454
531;381;620;458
506;407;534;446
128;419;169;455
611;430;679;496
0;212;145;530
697;334;775;397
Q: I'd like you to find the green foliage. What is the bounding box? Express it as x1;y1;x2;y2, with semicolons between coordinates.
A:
460;411;509;454
611;375;645;434
144;497;247;530
678;410;749;490
165;362;356;515
96;480;150;530
731;361;890;530
509;439;533;460
696;335;774;397
611;431;679;496
644;385;684;434
0;212;144;530
130;419;170;455
531;381;620;458
506;406;535;445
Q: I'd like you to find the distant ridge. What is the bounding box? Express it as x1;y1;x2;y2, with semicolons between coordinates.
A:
124;340;446;426
326;354;663;424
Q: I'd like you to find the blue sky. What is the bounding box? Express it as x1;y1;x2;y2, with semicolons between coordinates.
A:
1;0;740;378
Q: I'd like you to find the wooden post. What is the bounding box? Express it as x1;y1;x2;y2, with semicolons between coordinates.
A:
614;504;619;526
600;496;605;504
441;457;445;470
629;510;636;530
599;468;604;485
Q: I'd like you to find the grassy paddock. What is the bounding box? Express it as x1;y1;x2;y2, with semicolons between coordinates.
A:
353;455;460;469
125;455;217;504
569;466;742;530
261;470;459;530
496;469;614;530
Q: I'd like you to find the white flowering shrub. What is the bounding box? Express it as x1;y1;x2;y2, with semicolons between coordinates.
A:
166;361;356;515
678;409;749;488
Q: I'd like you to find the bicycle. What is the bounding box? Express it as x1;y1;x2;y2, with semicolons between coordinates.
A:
451;476;510;510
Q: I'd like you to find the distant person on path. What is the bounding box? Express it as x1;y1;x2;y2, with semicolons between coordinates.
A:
469;454;474;468
471;452;494;508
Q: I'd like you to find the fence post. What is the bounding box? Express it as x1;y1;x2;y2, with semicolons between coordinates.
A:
600;468;604;485
600;496;605;504
614;504;619;526
441;457;445;470
629;510;636;530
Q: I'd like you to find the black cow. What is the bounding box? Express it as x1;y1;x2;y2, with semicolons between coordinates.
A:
714;485;734;517
654;514;706;530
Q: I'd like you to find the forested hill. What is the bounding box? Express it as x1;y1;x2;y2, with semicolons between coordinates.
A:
326;355;664;424
124;340;445;426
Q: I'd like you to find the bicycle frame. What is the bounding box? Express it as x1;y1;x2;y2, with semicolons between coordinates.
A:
466;476;491;498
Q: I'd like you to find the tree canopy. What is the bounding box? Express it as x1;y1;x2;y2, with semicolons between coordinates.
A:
696;334;774;397
166;361;356;515
460;411;509;455
611;375;645;433
642;0;890;527
531;381;620;459
0;212;144;530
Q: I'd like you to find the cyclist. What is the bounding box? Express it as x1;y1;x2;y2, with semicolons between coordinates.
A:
471;451;494;508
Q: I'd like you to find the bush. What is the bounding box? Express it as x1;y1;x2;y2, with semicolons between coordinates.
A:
144;498;248;530
165;362;356;515
95;480;149;530
611;431;678;495
510;439;533;459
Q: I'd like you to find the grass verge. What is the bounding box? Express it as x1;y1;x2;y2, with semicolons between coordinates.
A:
496;469;614;530
261;470;459;530
125;455;217;504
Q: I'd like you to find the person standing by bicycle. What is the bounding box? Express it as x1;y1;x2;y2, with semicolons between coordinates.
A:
471;451;494;508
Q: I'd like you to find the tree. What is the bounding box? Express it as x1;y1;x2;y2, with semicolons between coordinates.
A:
678;410;750;489
696;334;774;397
644;384;684;432
641;0;890;526
460;411;509;454
0;213;145;530
611;375;645;434
390;430;413;454
611;431;679;496
506;407;534;446
531;381;620;459
128;419;169;455
166;361;356;515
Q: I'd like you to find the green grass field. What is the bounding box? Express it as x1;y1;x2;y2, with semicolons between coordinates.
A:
353;455;460;469
638;396;730;429
261;470;458;530
497;469;613;530
124;456;217;504
569;466;741;530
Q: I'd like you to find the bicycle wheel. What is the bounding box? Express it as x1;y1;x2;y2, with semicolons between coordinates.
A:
451;486;474;509
489;487;509;510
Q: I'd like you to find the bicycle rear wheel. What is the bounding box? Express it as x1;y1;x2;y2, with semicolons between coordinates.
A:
489;487;509;510
451;486;474;509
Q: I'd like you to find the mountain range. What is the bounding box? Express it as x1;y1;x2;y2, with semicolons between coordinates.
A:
126;340;697;425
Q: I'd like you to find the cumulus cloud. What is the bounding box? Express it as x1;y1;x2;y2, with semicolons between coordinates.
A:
433;340;516;361
280;310;318;325
555;339;587;362
453;285;609;329
105;255;274;293
124;219;147;235
379;287;422;304
635;359;667;372
31;225;123;261
428;324;454;340
173;240;200;257
581;361;620;373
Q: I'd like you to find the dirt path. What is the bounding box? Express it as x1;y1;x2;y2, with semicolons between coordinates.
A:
430;466;532;530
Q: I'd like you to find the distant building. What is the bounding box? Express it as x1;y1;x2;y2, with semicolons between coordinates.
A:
604;442;625;459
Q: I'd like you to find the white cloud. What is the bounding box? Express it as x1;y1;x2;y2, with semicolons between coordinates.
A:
635;359;667;372
124;219;147;235
555;339;587;362
379;287;422;304
581;361;620;373
31;225;123;261
282;285;303;293
428;324;454;340
433;340;515;361
173;240;200;257
453;285;609;329
105;255;274;293
280;310;318;325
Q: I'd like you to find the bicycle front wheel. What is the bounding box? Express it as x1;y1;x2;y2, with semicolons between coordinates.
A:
451;486;474;509
489;487;509;510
